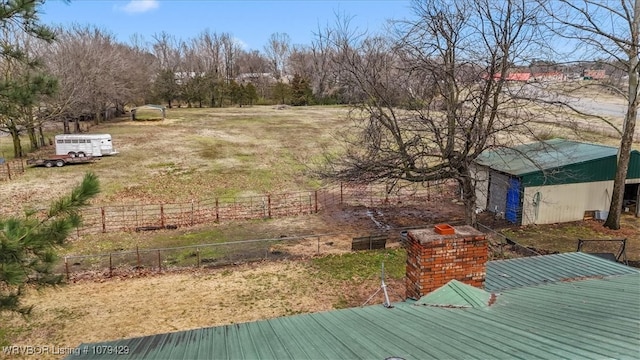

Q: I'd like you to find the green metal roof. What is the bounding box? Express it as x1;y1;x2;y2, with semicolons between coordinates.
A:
475;139;617;176
66;254;640;360
485;252;639;292
415;279;492;308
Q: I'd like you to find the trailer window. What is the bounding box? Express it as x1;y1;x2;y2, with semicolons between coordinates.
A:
79;139;86;143
64;140;71;144
72;139;78;144
56;139;63;144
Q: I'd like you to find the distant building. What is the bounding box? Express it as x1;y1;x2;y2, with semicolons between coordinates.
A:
532;71;566;82
583;69;606;80
236;72;276;85
484;72;531;82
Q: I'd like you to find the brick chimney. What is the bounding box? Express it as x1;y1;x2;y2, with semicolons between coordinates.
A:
406;224;487;299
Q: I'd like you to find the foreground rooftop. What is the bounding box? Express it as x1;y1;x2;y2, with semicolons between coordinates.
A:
67;253;640;360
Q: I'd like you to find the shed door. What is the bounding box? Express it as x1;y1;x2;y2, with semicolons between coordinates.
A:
505;178;521;223
488;172;509;214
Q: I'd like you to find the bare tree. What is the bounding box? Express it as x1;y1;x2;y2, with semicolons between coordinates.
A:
264;32;291;79
43;25;152;127
321;0;546;225
541;0;639;229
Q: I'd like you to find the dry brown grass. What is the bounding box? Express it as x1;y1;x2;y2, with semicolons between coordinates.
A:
0;106;351;216
1;259;406;359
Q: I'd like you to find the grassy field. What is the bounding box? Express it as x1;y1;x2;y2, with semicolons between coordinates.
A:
1;103;639;357
0;106;351;216
0;249;407;359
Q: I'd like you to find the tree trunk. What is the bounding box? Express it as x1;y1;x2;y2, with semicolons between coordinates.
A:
460;171;478;226
9;127;23;158
27;126;37;151
38;126;45;147
604;92;637;229
605;6;639;230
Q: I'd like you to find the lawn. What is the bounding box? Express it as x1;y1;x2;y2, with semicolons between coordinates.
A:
501;214;640;261
0;249;407;358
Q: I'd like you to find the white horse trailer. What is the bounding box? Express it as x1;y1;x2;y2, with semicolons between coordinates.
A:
54;134;118;157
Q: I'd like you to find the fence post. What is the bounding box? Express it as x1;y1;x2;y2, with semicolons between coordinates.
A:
157;250;162;272
268;195;272;218
109;253;113;277
315;191;318;213
317;237;320;254
6;163;10;181
196;247;200;267
160;204;165;228
65;257;70;281
215;198;219;222
101;207;106;233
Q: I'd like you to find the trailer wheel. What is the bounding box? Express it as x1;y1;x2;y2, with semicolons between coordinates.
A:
44;161;53;168
77;152;86;157
68;152;76;158
55;160;65;167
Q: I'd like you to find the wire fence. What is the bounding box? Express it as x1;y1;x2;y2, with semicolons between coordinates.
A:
0;159;25;182
59;232;398;279
75;180;456;235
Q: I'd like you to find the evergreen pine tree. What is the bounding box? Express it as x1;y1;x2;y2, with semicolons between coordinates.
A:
0;172;100;314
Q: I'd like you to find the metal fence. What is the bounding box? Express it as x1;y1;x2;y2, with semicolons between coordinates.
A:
0;159;25;182
75;180;455;235
59;233;379;279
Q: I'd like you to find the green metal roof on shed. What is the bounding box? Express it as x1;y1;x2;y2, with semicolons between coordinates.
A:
475;139;640;186
66;254;640;360
475;139;617;176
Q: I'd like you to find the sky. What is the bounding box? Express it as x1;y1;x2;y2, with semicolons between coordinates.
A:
39;0;414;50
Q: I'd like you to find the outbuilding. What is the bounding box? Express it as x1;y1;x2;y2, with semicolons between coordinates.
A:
473;139;640;225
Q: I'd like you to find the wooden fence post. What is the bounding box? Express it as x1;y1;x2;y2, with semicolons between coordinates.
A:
215;198;219;222
196;247;200;267
268;194;272;218
160;204;165;228
315;191;318;213
109;253;113;277
157;250;162;272
101;207;106;233
65;257;70;281
6;163;10;181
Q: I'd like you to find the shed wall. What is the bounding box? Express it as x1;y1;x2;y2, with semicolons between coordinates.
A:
521;180;613;225
471;165;489;211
